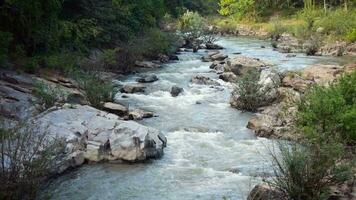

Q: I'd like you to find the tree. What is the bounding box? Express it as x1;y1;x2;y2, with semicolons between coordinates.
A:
219;0;255;19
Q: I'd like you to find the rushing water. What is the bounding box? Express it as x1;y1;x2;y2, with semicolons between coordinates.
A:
41;37;351;200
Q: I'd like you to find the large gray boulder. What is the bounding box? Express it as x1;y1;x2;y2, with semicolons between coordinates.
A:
227;56;271;76
170;86;184;97
34;105;166;173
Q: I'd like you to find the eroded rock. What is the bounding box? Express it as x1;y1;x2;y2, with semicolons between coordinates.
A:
120;84;146;93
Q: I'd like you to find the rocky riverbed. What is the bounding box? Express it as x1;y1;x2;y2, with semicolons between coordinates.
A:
1;36;355;199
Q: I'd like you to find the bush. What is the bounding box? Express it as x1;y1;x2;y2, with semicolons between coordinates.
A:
33;82;64;109
268;142;352;200
346;28;356;43
0;125;65;200
178;11;206;49
297;72;356;143
74;72;115;108
0;31;13;67
232;69;273;112
314;9;356;39
132;28;178;60
268;19;287;41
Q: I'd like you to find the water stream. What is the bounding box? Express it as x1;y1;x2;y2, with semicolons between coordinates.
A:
41;37;351;200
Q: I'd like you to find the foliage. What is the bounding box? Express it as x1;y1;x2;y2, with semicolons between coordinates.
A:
131;28;179;60
314;9;356;38
219;0;255;19
33;82;64;109
0;125;65;200
297;72;356;144
268;19;287;40
268;142;352;200
179;11;206;38
346;28;356;42
0;31;13;67
74;72;115;109
233;69;272;112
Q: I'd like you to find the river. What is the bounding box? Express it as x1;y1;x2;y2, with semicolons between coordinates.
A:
40;37;349;200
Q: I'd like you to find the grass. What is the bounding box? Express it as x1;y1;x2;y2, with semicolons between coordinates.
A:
210;8;356;44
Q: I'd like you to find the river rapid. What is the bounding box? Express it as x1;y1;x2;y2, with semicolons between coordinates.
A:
41;37;349;200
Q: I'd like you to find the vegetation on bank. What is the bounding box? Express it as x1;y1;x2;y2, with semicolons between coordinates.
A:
213;0;355;44
0;125;65;200
268;72;356;199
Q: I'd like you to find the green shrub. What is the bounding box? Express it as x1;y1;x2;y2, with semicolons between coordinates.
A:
0;125;65;200
74;72;115;108
232;69;274;112
314;9;356;38
132;28;178;60
0;31;13;67
268;142;352;200
33;82;63;109
178;11;206;49
297;72;356;144
268;20;287;40
346;28;356;43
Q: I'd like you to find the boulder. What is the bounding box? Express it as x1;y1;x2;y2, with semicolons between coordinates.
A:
300;64;346;86
103;102;128;116
227;56;270;76
137;74;158;83
211;53;228;61
201;55;212;62
157;54;169;63
120;84;146;93
344;42;356;56
247;184;284;200
128;109;154;120
34;105;166;172
66;91;88;105
282;73;312;92
135;61;162;68
317;41;347;56
169;54;179;60
191;75;221;86
205;43;223;50
219;72;238;82
170;86;183;97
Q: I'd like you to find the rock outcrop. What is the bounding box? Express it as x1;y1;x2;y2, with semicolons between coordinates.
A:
227;56;271;76
205;43;223;50
191;75;221;86
34;105;166;173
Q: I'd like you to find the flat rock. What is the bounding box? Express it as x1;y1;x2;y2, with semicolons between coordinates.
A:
137;74;158;83
33;105;166;172
103;102;128;116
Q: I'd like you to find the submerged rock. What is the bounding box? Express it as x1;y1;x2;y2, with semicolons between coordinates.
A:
120;84;146;93
191;75;221;86
137;74;158;83
206;43;223;50
170;86;183;97
128;109;154;120
34;105;166;172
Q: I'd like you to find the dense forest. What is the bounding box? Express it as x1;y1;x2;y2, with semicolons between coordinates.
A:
1;0;354;73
